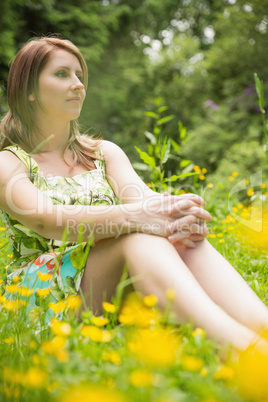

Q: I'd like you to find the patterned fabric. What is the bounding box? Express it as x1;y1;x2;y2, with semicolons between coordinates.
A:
0;145;120;320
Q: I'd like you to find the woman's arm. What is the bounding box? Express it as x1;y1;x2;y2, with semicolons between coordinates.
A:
0;150;209;243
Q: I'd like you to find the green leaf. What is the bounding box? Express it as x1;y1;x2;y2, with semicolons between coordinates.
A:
132;162;150;171
178;121;187;139
160;137;171;164
144;131;157;145
145;111;158;119
177;172;198;179
157;114;175;126
135;146;156;168
180;159;192;168
170;138;181;153
157;106;168;113
163;175;180;182
254;73;265;113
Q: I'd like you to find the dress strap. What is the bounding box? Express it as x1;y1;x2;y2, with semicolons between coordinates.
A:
3;145;39;177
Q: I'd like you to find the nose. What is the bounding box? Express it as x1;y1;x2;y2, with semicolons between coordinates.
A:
71;76;84;91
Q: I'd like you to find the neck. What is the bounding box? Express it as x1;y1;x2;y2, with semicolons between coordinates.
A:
33;116;72;153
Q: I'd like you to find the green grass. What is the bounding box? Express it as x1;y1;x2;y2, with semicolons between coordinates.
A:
0;188;267;402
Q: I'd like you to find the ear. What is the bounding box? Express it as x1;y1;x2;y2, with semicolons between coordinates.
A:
28;93;35;101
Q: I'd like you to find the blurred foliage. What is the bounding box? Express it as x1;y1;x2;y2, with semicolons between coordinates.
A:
1;0;268;177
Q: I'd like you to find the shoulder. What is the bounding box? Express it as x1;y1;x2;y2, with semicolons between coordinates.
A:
99;140;130;163
0;150;28;179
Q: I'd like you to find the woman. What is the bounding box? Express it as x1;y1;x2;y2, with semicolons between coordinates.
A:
0;36;267;351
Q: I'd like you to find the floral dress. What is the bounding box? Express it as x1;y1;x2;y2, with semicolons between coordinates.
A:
0;145;120;320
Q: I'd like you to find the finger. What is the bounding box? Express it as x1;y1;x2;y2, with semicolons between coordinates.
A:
170;193;206;206
172;205;212;221
168;216;210;235
173;238;196;249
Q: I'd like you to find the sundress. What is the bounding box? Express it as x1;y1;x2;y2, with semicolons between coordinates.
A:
0;145;120;321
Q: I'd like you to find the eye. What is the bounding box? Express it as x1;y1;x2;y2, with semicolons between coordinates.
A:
76;73;84;82
55;70;68;78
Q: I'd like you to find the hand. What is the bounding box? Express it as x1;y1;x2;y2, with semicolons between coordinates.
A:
163;192;211;248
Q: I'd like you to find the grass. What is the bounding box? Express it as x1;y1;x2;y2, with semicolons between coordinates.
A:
0;175;268;402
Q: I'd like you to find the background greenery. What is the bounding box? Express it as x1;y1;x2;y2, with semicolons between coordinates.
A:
1;0;268;178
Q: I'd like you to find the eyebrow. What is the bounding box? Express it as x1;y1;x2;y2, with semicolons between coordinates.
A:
56;66;83;73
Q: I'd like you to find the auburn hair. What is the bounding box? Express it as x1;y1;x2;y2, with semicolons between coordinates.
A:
0;35;102;169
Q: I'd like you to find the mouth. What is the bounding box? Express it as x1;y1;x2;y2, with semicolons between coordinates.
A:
67;97;81;103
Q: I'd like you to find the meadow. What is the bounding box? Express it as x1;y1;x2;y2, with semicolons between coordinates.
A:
0;123;268;401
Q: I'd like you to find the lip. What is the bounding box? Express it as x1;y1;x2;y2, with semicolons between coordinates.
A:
67;97;81;102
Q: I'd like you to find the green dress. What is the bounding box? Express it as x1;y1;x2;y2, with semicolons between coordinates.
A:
0;145;120;320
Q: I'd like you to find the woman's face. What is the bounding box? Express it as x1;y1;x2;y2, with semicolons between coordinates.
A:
30;49;86;121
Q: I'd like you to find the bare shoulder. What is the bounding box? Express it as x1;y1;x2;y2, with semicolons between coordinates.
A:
99;140;130;164
0;150;27;181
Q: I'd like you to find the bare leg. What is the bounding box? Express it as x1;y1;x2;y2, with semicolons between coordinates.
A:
80;233;267;351
177;239;268;333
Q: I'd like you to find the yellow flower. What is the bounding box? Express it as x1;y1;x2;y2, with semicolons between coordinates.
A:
232;172;239;177
12;276;20;283
128;327;180;368
244;179;249;185
130;369;153;387
0;296;7;304
18;286;33;297
237;203;243;209
4;300;19;311
49;301;66;313
65;295;81;310
208;233;216;238
102;350;121;365
166;288;175;301
213;365;235;380
51;319;72;336
36;288;50;297
102;301;116;313
206;183;213;188
91;316;109;327
0;227;6;231
37;272;53;282
6;284;19;293
55;349;69;362
180;355;204;372
202;168;207;174
118;292;161;327
81;325;113;342
192;328;206;338
228;176;234;181
219;239;224;243
7;254;13;258
260;183;266;189
3;337;15;344
24;367;48;389
247;188;254;197
199;175;206;180
143;294;158;307
200;367;209;377
57;385;126;402
41;336;66;354
217;233;223;237
193;165;201;173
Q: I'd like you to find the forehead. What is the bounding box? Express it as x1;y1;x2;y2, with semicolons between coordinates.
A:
43;49;82;71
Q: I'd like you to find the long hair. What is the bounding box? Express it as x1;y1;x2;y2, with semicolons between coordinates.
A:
0;35;102;169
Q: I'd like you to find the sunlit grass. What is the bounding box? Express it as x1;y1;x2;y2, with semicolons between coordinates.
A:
0;185;268;401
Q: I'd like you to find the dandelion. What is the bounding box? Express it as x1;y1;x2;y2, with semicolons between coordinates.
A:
206;183;213;188
7;254;13;258
217;233;223;237
247;188;254;197
6;284;19;293
65;295;81;310
237;203;243;209
180;355;204;372
36;288;50;297
57;385;126;402
233;347;268;400
228;176;234;181
42;336;66;354
12;276;20;283
143;294;158;307
130;369;153;387
232;172;239;177
166;288;175;301
260;183;266;189
193;165;201;173
102;301;116;313
244;179;249;185
4;300;19;311
199;175;206;180
102;350;121;365
3;337;15;344
24;367;48;389
219;239;224;243
213;365;235;381
0;296;7;303
192;328;206;338
202;168;207;174
91;316;109;327
51;319;72;336
0;227;6;231
208;234;216;238
18;286;33;297
81;325;113;342
37;271;53;281
128;327;180;368
49;300;66;313
200;367;209;377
